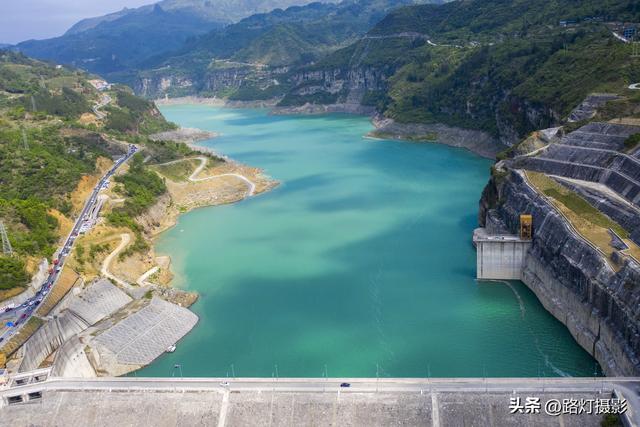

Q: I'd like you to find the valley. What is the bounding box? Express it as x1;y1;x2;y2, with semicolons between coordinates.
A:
1;0;640;424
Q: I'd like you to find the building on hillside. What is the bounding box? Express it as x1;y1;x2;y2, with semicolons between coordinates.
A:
623;26;637;40
559;19;577;27
88;79;111;91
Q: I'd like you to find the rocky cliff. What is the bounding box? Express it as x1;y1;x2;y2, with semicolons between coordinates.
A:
480;169;640;376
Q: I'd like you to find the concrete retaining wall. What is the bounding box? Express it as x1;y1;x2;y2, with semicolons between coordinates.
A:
18;312;88;372
51;336;95;378
95;297;198;365
18;279;132;373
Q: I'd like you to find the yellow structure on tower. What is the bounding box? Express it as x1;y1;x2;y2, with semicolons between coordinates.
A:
520;214;533;240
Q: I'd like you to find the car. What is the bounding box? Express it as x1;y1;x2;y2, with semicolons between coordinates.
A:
20;314;27;320
219;382;230;387
340;383;351;388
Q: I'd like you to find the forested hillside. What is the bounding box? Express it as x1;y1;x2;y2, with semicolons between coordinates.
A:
279;0;640;143
134;0;443;97
131;0;640;147
0;51;187;293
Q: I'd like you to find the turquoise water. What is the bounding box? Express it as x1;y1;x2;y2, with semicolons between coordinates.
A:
139;105;599;378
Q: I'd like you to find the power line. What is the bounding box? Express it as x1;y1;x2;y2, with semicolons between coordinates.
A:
0;221;13;256
21;128;29;150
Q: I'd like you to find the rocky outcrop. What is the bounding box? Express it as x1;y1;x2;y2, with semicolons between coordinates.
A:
149;127;219;144
480;170;640;376
370;116;506;159
271;102;376;116
290;67;388;95
136;74;197;98
204;66;255;93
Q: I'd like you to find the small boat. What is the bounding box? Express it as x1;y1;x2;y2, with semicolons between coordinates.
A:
166;345;176;353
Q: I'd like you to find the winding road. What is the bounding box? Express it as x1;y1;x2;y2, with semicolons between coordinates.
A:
92;94;111;119
100;233;133;290
159;156;256;197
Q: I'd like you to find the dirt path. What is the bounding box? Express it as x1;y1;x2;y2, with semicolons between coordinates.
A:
136;266;159;286
101;233;134;290
158;156;256;196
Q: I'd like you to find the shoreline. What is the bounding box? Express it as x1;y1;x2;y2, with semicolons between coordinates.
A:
154;97;505;159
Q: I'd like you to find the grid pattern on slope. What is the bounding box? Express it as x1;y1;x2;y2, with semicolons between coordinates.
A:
68;279;132;326
95;297;198;365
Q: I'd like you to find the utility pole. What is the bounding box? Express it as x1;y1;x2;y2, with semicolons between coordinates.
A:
0;221;13;256
21;128;29;150
632;42;640;58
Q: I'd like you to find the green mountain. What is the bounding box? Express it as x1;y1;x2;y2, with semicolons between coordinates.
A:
14;5;222;78
135;0;444;97
13;0;330;79
278;0;640;143
66;0;332;35
0;50;191;291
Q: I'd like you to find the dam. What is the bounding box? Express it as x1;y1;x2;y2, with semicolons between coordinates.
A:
1;373;637;426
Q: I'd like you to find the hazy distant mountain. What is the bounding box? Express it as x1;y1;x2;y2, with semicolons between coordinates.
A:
67;0;334;35
0;43;11;49
141;0;442;71
14;0;330;77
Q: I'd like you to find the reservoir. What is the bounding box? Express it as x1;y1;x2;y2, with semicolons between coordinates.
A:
140;105;598;378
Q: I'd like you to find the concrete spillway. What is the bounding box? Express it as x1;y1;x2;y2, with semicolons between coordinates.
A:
18;311;87;372
18;279;132;373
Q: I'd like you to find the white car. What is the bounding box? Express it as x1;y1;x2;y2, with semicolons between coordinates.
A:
219;382;230;387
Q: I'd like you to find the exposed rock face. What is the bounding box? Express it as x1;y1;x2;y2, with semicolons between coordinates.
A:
271;102;376;116
289;66;389;100
480;170;640;376
136;75;196;98
149;127;219;144
369;116;506;159
204;66;254;93
137;64;285;99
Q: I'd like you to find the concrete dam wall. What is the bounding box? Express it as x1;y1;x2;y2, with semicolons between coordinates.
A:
473;228;531;280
